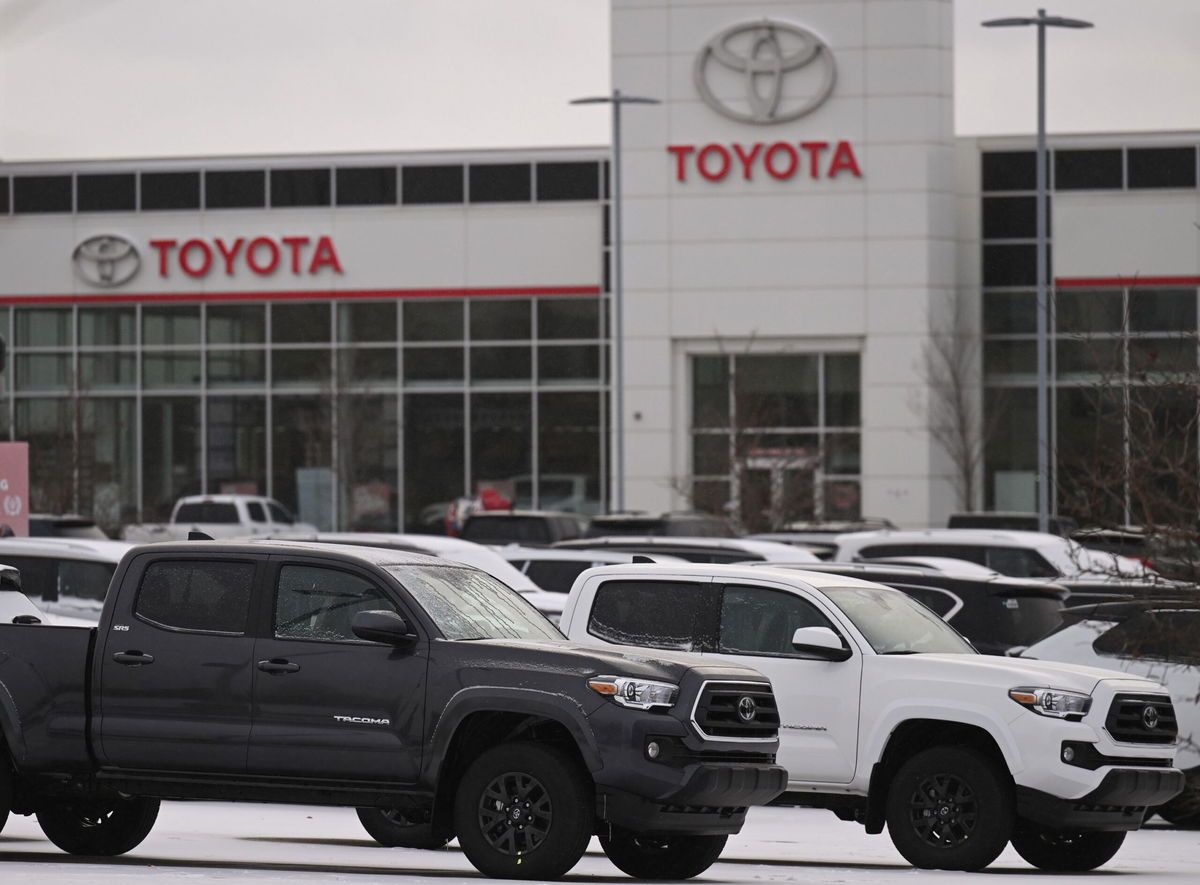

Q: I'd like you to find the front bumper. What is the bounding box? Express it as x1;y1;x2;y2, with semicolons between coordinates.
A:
597;761;788;835
1017;767;1185;831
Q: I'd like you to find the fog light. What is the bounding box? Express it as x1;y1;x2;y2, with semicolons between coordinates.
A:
1062;745;1075;763
646;741;661;760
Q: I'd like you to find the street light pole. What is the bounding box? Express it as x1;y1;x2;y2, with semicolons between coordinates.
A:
982;10;1092;534
571;89;660;513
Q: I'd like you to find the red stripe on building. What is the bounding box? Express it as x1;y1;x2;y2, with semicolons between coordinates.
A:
0;285;602;306
1054;276;1200;289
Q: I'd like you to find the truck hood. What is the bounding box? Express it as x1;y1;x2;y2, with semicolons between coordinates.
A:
461;638;767;685
886;653;1166;695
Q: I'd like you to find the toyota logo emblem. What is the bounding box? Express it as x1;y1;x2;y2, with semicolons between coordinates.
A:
1143;705;1160;730
737;696;758;723
693;20;837;125
73;234;140;288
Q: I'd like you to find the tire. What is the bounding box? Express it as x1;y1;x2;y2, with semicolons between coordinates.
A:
0;758;11;836
356;806;450;849
885;745;1013;871
453;742;593;880
37;795;160;856
1157;775;1200;827
1010;823;1126;871
600;829;727;879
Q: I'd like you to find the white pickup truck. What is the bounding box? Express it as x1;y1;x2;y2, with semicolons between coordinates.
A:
121;495;316;542
559;562;1184;873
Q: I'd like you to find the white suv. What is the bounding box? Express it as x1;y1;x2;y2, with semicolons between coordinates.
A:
560;562;1182;872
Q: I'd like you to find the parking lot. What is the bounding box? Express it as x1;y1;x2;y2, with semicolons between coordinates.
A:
2;802;1196;883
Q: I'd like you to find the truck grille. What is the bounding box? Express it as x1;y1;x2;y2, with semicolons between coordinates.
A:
1105;694;1177;745
692;681;780;740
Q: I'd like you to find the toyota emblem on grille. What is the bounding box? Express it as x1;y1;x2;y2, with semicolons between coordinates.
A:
737;696;758;722
1143;705;1160;730
73;234;140;288
693;20;837;125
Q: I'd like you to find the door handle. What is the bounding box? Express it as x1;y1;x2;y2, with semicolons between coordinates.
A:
112;651;155;665
257;658;301;674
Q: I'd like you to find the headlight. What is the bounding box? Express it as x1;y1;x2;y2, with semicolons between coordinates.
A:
587;675;678;710
1009;686;1092;720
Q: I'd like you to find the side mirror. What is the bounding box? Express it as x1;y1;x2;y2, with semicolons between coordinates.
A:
352;610;418;647
792;626;852;662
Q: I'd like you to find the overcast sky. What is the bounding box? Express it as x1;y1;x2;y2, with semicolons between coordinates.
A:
0;0;1197;162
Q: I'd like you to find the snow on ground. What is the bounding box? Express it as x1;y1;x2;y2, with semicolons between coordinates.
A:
1;802;1197;883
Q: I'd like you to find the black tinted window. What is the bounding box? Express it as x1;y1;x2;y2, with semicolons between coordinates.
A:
524;560;590;594
246;502;267;522
588;580;714;651
1093;610;1200;665
174;502;239;523
274;564;395;643
270;168;331;207
135;560;255;634
205;170;266;209
982;195;1040;240
13;175;72;213
337;166;397;205
461;517;551;545
982;151;1035;192
469;164;531;203
0;555;113;603
141;171;201;210
77;173;136;212
1055;149;1122;190
402;165;464;204
719;585;835;656
536;162;600;201
983;547;1059;578
1127;147;1196;189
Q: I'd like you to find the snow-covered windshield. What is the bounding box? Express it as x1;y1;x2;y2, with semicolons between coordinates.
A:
820;584;976;655
387;564;562;641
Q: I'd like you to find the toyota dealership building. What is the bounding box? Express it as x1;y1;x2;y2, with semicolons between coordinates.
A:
1;0;1198;534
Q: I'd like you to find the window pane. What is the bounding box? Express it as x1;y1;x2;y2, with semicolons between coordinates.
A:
338;394;398;531
469;163;531;203
143;397;201;519
982;195;1039;240
272;396;331;522
692;355;729;428
1129;288;1197;332
136;560;255;634
143;352;202;388
404;393;464;530
538;297;601;339
404;346;463;384
13;175;72;213
536;161;600;201
736;354;818;427
693;433;730;475
1130;337;1197;373
984;340;1036;377
340;348;397;385
205;169;266;209
824;478;861;520
1056;338;1122;376
80;353;136;388
16;308;71;347
141;171;200;210
270;168;331;207
981;151;1035;192
538;391;602;515
0;177;8;213
272;349;331;386
401;165;464;205
80;397;139;531
77;173;135;212
144;305;201;345
404;300;463;341
208;397;266;495
208;350;265;387
719;585;833;655
339;301;396;342
1127;147;1196;189
15;355;71;390
1054;149;1122;190
826;433;861;474
274;564;395;642
79;307;135;346
207;304;266;344
471;393;531;494
588;580;712;651
825;354;860;426
538;345;599;383
272;302;330;343
984;291;1036;334
336;166;397;205
1056;289;1123;334
471;346;531;384
982;244;1038;288
470;299;530;340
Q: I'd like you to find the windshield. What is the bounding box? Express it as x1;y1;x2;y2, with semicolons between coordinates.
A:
387;564;562;641
820;584;976;655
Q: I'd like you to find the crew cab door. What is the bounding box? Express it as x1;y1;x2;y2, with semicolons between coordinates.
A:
95;554;262;772
711;582;862;785
247;557;428;784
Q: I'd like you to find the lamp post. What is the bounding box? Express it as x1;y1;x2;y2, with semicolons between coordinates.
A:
571;89;660;513
982;9;1092;534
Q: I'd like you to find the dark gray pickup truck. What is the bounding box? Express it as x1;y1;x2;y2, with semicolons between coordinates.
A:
0;539;785;880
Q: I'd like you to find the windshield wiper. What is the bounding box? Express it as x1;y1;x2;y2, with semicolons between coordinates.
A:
880;649;921;655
